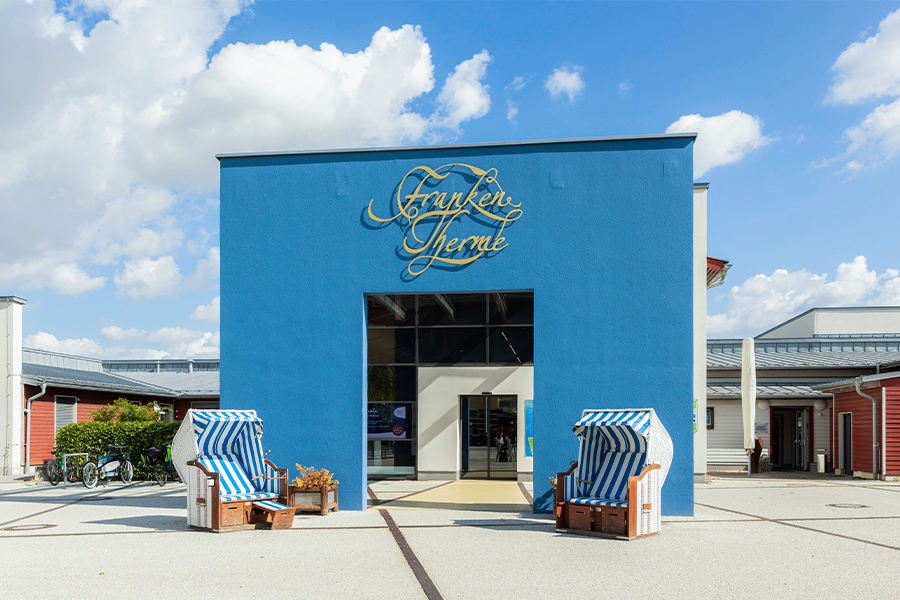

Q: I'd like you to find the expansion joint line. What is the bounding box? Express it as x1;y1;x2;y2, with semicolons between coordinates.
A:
378;509;444;600
695;502;900;552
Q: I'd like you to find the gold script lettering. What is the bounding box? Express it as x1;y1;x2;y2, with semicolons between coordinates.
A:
367;164;524;276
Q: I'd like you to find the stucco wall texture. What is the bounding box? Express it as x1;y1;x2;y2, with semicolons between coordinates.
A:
219;136;696;514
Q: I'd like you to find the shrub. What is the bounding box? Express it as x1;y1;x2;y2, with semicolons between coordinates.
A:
89;398;161;422
56;421;181;480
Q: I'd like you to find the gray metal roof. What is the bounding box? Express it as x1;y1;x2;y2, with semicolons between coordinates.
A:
707;338;900;369
21;363;178;397
707;383;830;399
216;133;697;160
115;371;219;396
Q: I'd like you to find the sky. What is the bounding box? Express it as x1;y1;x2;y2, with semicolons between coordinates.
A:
2;0;900;358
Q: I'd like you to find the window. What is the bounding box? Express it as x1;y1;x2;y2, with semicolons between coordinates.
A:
158;403;175;422
54;396;77;434
191;401;219;410
706;407;715;429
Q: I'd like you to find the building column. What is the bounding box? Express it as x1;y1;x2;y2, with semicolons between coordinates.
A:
693;185;708;482
1;297;26;476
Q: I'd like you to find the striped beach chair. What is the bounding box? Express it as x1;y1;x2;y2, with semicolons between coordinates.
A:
555;408;672;539
172;409;294;532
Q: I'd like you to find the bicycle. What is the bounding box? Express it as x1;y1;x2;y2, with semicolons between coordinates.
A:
82;445;133;488
45;446;85;486
140;442;180;486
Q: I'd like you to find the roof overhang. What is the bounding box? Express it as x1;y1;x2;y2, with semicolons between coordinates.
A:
707;256;731;290
813;371;900;394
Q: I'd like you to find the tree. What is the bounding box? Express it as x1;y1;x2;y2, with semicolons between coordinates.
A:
89;398;161;422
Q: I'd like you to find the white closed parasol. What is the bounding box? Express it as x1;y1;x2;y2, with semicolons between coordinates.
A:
741;337;757;477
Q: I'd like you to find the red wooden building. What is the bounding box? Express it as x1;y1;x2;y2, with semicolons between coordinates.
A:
818;373;900;480
22;349;219;469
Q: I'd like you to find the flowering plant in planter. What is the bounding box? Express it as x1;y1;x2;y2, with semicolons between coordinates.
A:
290;464;339;515
292;464;338;489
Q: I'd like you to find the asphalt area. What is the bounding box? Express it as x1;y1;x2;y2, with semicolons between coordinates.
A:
1;472;898;599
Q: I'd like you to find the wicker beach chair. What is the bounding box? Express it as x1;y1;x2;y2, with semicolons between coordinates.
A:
172;409;294;532
555;408;673;539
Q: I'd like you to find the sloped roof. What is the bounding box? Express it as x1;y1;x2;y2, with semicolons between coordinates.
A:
115;371;219;396
707;383;830;399
22;363;178;397
707;338;900;369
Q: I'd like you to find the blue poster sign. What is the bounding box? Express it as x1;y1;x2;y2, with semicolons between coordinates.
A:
524;399;534;457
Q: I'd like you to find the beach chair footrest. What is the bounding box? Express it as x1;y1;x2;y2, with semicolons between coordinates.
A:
251;500;295;530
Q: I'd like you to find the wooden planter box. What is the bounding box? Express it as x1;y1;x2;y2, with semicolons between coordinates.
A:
288;484;339;515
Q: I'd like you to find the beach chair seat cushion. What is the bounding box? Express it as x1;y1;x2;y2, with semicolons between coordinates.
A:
198;454;276;500
221;492;279;502
568;497;629;508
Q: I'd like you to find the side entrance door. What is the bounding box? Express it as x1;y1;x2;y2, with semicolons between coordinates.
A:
460;395;517;479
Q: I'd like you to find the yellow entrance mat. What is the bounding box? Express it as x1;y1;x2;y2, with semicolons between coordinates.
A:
385;481;531;510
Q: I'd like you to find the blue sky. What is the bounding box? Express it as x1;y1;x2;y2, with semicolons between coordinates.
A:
2;0;900;357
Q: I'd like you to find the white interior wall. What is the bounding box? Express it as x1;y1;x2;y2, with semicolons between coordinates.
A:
417;366;534;481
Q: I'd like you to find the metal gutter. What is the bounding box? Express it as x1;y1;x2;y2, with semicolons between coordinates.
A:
24;383;47;474
216;132;698;160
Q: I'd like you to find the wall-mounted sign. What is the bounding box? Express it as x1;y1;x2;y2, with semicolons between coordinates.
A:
367;404;407;440
524;399;534;457
366;164;524;276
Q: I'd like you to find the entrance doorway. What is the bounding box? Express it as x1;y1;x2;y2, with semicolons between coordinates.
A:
770;408;810;470
460;395;517;479
838;412;852;473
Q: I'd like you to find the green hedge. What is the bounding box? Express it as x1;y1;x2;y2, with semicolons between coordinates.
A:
55;421;181;480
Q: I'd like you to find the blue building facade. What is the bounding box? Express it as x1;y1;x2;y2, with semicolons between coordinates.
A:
219;135;696;514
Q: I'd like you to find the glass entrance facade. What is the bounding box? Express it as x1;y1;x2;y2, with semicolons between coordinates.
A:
367;292;534;478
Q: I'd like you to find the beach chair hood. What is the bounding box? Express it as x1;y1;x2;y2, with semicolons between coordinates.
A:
171;409;270;490
569;408;673;501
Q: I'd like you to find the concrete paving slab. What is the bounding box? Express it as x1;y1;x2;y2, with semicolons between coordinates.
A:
3;474;900;599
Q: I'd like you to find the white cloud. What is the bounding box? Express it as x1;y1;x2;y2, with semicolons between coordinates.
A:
873;270;900;304
618;80;633;95
99;326;143;342
433;50;492;132
842;97;900;168
666;110;773;179
824;8;900;173
99;324;219;358
45;263;106;295
827;8;900;104
708;256;899;337
545;66;585;102
114;256;182;300
191;297;220;324
0;5;493;302
24;332;103;357
506;76;526;92
506;100;519;122
185;246;220;289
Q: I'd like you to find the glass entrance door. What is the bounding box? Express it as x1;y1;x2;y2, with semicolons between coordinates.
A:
460;395;517;479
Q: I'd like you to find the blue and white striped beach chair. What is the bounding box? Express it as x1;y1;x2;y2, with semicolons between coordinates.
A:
555;408;672;539
172;409;294;531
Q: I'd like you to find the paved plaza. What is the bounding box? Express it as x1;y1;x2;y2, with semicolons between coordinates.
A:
1;473;898;599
